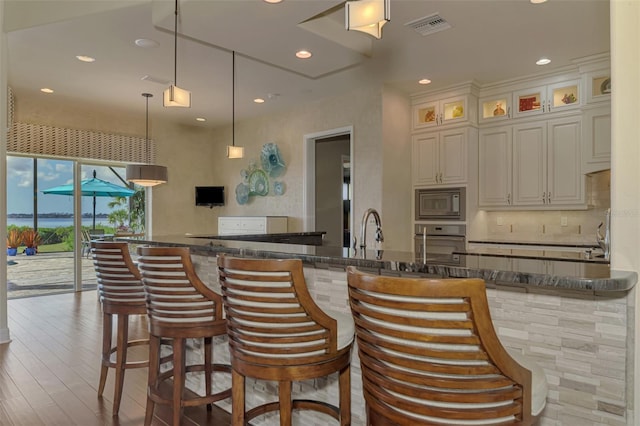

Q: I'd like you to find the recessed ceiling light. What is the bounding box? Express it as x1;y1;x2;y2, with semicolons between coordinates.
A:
40;88;54;94
135;38;159;48
196;117;206;122
536;57;551;65
296;50;312;59
76;55;95;63
530;0;548;3
418;78;432;85
264;0;282;3
254;98;265;104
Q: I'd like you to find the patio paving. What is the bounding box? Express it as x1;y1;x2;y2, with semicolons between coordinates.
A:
6;251;98;299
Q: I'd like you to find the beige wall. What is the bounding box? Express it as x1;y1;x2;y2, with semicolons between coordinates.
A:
381;85;412;251
12;91;220;236
12;85;413;250
206;85;412;251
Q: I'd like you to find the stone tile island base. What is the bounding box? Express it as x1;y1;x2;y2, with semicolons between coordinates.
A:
188;254;634;426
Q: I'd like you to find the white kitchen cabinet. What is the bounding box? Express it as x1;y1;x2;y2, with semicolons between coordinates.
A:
478;93;512;124
412;127;471;186
512;79;581;119
412;95;469;129
582;105;611;174
478;126;512;206
479;116;584;208
218;216;287;236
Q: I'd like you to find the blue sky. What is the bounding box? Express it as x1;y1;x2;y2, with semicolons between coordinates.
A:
6;156;130;215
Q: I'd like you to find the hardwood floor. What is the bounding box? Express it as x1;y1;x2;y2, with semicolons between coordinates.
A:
0;291;232;425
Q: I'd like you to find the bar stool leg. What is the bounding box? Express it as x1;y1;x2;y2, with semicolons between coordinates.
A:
204;336;213;411
232;370;245;425
112;313;129;414
144;335;160;426
339;365;351;426
98;312;112;398
278;380;292;426
172;338;186;426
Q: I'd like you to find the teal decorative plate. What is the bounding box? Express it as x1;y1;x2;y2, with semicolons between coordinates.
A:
261;143;286;178
248;169;269;196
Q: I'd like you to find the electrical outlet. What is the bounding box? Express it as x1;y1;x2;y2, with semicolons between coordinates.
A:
497;216;504;226
561;216;568;226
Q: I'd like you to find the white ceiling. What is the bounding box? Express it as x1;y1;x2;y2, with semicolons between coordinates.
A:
5;0;610;129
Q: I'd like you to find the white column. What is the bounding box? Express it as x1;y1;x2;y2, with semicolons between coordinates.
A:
610;0;640;423
0;0;11;344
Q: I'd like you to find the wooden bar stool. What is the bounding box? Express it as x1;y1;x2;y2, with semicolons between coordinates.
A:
137;246;232;426
217;255;354;426
91;241;149;416
346;267;548;426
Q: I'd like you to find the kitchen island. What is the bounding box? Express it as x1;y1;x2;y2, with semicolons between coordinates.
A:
120;234;637;426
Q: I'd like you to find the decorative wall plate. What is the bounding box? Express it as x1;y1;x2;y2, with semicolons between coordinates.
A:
248;169;269;196
261;143;286;177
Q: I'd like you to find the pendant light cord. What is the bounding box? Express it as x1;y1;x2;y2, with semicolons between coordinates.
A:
232;50;235;148
143;93;153;164
173;0;178;86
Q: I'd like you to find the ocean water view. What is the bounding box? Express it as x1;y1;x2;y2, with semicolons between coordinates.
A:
7;217;110;228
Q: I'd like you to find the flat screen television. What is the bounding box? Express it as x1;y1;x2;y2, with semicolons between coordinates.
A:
195;186;225;206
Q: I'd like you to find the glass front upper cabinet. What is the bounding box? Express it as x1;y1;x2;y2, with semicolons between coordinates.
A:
548;80;581;112
413;95;468;129
479;94;511;123
512;80;581;118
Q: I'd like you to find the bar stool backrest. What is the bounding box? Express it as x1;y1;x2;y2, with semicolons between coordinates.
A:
218;256;340;366
346;266;535;426
136;247;223;328
91;241;145;305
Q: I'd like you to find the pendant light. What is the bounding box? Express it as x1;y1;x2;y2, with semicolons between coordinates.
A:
345;0;390;39
163;0;191;107
126;93;169;187
227;51;244;159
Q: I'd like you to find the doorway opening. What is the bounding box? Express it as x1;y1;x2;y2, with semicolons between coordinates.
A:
303;126;353;248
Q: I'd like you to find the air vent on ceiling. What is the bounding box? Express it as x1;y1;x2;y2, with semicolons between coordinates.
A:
405;13;451;36
141;75;171;85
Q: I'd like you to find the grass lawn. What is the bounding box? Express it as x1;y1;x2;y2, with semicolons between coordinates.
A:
34;242;71;253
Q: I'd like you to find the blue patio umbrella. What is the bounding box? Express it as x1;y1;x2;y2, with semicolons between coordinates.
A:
42;170;135;230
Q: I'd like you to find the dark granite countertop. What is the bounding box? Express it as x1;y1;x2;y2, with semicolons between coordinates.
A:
118;234;636;293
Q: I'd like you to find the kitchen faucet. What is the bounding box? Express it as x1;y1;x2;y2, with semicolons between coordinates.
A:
359;208;384;250
596;208;611;260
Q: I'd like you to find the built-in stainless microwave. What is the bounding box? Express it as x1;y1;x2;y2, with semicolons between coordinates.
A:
415;187;466;221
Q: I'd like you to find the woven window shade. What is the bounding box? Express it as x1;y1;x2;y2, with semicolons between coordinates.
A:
6;122;153;163
7;87;14;131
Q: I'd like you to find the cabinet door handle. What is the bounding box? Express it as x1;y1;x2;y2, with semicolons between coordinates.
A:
507;193;511;205
542;192;546;204
439;173;443;183
507;106;511;118
548;192;551;204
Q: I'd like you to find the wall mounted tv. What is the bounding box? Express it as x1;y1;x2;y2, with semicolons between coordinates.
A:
195;186;225;207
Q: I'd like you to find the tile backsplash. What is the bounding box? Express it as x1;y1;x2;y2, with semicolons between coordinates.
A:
477;169;610;245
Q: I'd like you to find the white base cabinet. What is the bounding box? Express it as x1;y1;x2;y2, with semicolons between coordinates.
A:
218;216;288;236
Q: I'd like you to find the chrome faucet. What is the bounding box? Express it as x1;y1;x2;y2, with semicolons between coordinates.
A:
359;208;384;250
596;208;611;260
